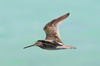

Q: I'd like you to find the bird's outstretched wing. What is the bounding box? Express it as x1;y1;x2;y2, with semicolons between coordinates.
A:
43;13;70;44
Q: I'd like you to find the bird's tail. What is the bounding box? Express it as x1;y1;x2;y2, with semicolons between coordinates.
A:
23;44;36;49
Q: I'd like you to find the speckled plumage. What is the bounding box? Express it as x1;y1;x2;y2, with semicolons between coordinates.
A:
24;13;76;50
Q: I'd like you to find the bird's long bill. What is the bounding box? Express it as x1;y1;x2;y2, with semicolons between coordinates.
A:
23;44;35;49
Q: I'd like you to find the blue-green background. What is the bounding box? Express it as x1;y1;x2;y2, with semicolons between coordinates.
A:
0;0;100;66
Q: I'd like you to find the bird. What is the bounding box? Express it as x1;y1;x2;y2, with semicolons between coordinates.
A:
24;13;76;50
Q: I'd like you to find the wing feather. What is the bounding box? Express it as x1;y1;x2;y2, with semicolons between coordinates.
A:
43;13;70;43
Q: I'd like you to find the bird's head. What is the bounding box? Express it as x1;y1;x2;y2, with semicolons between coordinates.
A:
23;41;43;49
35;41;43;46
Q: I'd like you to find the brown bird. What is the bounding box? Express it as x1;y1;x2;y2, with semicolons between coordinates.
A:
24;13;76;50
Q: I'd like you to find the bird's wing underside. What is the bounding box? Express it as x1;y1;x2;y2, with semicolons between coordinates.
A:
43;13;70;43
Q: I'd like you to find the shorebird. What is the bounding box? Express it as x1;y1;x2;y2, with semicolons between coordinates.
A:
24;13;76;50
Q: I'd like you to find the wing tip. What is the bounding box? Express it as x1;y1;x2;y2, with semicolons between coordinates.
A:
66;13;70;16
61;13;70;18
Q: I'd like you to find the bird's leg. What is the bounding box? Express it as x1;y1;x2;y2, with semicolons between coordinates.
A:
56;45;76;49
64;45;76;49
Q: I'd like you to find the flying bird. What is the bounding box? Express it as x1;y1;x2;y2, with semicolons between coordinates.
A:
24;13;76;50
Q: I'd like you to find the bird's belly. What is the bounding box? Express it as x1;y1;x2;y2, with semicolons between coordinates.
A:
38;41;64;50
41;48;60;50
38;44;59;50
39;46;64;50
39;46;56;50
